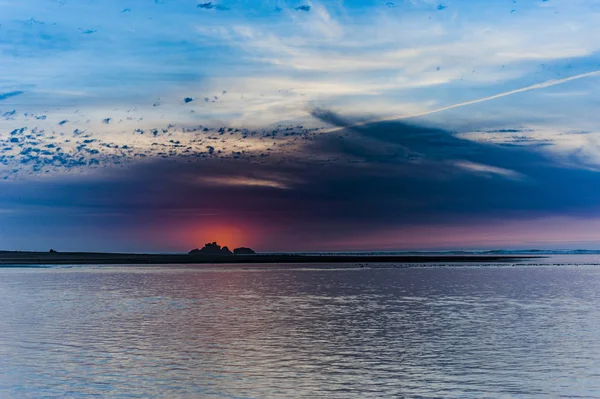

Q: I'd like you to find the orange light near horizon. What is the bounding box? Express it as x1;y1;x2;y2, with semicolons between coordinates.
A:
188;223;254;250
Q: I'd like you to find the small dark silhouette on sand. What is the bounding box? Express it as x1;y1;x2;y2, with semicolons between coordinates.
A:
189;242;256;256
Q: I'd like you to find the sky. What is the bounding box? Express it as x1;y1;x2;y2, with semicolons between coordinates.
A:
2;0;600;252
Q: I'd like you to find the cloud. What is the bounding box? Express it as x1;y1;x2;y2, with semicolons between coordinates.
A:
294;5;311;12
453;160;525;180
197;2;230;11
0;91;24;101
4;0;600;141
197;176;293;189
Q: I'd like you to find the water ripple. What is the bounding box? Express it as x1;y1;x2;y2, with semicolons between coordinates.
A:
0;265;599;398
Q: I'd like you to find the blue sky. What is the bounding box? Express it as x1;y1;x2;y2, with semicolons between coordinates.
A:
2;0;600;251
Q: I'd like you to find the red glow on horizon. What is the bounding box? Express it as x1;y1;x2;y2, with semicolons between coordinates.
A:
137;216;264;252
185;222;258;250
136;214;600;253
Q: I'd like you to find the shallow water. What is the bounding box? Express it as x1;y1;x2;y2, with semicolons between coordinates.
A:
1;261;600;398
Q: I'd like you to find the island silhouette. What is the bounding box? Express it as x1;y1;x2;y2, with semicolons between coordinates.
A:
188;242;256;256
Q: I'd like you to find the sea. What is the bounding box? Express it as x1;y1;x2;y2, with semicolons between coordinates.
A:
1;254;600;398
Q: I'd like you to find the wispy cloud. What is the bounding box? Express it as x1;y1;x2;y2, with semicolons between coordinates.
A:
197;2;230;11
197;176;293;189
0;91;24;101
294;5;311;12
453;160;525;180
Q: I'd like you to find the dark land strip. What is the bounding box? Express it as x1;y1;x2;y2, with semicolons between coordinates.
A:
0;251;538;266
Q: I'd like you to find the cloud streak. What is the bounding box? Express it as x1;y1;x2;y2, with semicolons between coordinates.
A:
0;91;24;101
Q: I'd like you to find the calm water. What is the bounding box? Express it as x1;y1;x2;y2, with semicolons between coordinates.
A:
1;260;600;398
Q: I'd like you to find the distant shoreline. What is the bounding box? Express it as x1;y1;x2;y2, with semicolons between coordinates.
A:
0;251;540;265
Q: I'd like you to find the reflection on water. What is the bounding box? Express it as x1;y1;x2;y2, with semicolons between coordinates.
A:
1;264;600;398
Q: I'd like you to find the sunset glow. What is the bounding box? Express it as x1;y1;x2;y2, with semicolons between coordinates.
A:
186;223;254;251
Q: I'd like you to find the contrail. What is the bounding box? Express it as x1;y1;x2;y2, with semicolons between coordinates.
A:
324;70;600;131
388;70;600;121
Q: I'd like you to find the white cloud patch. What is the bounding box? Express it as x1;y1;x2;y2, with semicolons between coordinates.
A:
453;160;525;180
197;175;294;189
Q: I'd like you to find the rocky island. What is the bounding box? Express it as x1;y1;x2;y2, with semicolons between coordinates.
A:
188;242;256;255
